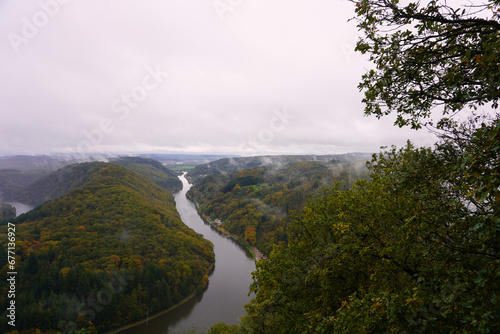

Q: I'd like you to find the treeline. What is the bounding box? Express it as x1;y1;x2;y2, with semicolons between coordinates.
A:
187;160;368;255
0;203;16;225
0;169;48;201
206;118;499;333
0;162;214;333
111;156;182;193
205;0;500;330
14;162;108;206
0;157;181;209
187;154;371;184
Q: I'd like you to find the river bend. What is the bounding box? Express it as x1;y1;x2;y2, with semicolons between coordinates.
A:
122;173;255;333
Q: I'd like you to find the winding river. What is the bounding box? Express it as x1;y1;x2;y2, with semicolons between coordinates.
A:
121;173;256;333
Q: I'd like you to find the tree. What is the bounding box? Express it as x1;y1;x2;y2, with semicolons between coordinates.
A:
435;113;500;202
25;252;40;275
209;3;500;332
352;0;500;129
352;0;500;203
244;227;257;245
0;162;215;333
242;143;499;333
0;203;16;219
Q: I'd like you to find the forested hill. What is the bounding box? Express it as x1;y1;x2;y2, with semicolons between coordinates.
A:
186;153;371;184
110;156;182;193
15;162;109;206
0;162;214;333
187;160;369;255
0;169;48;202
12;158;181;206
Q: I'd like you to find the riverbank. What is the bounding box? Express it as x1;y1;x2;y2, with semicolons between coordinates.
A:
108;173;255;333
105;263;214;334
202;215;264;261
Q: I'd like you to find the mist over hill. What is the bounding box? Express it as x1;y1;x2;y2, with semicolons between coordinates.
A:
187;153;372;184
187;156;371;255
0;155;195;206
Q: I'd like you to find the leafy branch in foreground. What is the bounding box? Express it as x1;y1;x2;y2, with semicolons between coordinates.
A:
351;0;500;129
240;137;499;333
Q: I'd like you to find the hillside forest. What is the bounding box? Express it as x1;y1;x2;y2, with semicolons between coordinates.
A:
0;162;214;333
203;0;500;332
205;117;499;333
187;156;370;255
0;0;499;333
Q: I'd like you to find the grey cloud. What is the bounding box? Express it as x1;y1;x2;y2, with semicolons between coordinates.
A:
0;0;437;157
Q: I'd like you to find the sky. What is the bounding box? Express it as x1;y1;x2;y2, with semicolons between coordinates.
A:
0;0;438;157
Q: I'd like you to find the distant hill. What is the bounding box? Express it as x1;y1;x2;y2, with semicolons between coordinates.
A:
6;157;181;206
0;153;235;201
187;159;370;255
0;155;110;203
0;153;238;171
0;155;78;171
15;162;108;206
138;153;239;163
0;162;214;333
0;169;48;201
186;153;372;184
111;156;182;193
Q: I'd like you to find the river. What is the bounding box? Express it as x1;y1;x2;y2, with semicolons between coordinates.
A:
121;173;255;334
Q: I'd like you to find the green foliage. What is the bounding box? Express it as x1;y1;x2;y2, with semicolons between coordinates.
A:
186;154;371;184
188;161;368;255
111;156;182;193
207;322;240;333
15;162;110;206
0;202;16;218
238;140;499;333
206;3;500;332
0;202;16;225
0;169;48;201
166;164;198;172
0;162;214;333
352;0;500;129
4;157;181;207
436;113;500;203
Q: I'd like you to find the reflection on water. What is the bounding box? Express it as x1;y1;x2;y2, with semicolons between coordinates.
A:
121;173;255;334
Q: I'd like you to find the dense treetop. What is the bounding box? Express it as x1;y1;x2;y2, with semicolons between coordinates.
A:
0;202;15;221
186;154;371;184
352;0;500;129
0;162;214;333
0;169;48;202
351;0;500;203
206;1;499;333
188;159;369;255
209;140;499;333
111;156;182;193
2;157;182;208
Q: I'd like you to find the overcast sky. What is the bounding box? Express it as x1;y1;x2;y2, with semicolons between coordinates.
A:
0;0;438;157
